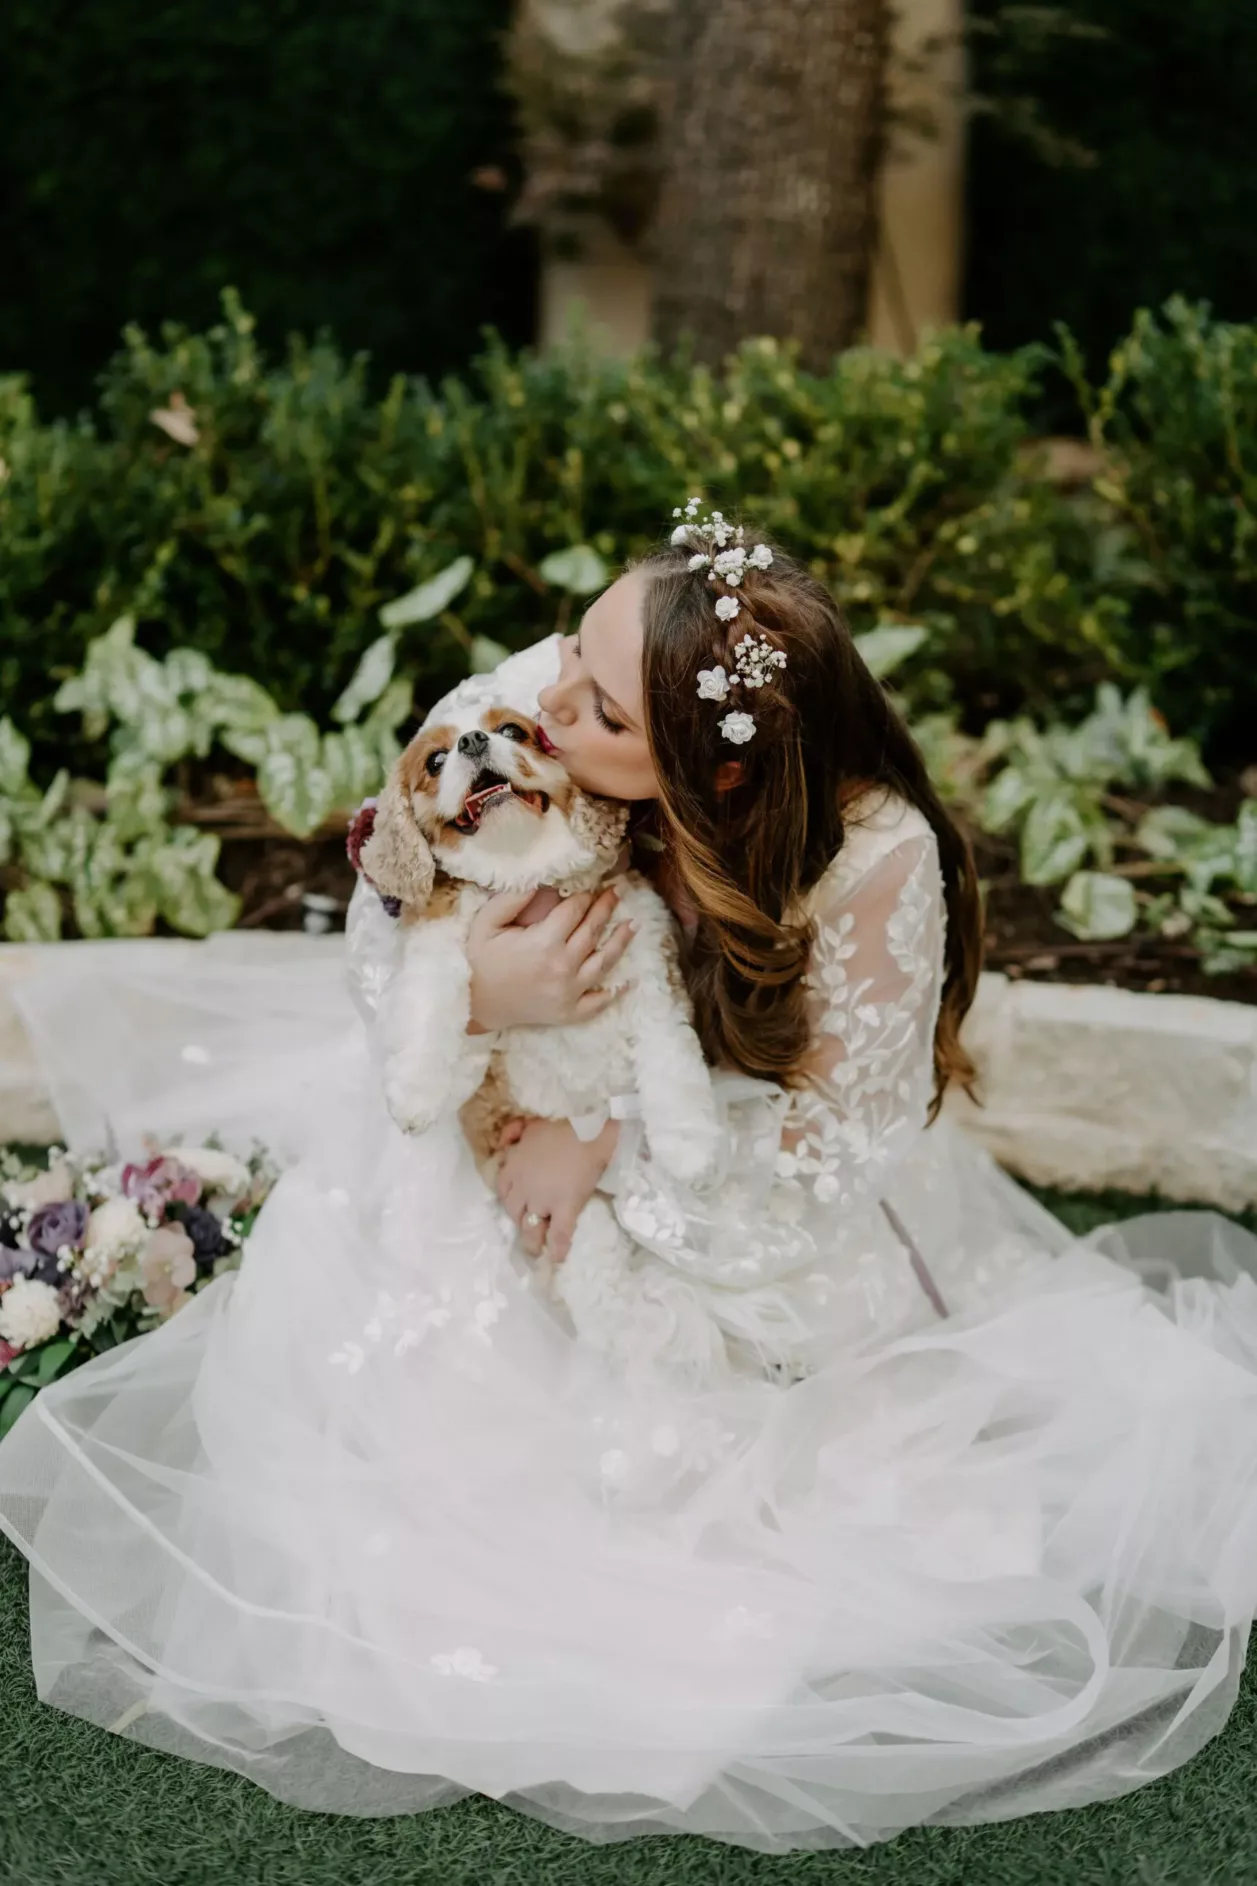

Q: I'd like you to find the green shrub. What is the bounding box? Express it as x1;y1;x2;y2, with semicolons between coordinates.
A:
0;0;532;419
0;293;1251;776
966;0;1257;393
1066;299;1257;755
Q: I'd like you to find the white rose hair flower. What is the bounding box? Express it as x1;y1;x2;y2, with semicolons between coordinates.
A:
718;711;757;745
674;500;785;744
696;665;730;702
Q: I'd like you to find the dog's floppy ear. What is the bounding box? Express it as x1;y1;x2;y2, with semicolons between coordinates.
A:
360;771;435;909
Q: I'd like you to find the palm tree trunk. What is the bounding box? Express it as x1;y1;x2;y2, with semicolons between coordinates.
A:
651;0;889;369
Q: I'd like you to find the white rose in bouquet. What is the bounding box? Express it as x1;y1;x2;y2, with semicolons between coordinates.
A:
81;1196;147;1285
161;1147;251;1197
0;1277;63;1349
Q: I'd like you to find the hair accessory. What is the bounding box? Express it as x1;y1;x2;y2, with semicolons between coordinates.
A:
673;501;785;743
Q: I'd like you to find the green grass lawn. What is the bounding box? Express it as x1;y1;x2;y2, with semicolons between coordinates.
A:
3;1187;1255;1886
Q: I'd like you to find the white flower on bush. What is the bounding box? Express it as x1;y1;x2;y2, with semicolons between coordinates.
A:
81;1196;147;1286
162;1146;250;1197
0;1277;63;1349
718;711;756;745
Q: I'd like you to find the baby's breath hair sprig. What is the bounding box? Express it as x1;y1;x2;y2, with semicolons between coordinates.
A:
671;499;784;743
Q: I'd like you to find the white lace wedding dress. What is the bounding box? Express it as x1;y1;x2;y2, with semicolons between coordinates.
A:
1;636;1256;1854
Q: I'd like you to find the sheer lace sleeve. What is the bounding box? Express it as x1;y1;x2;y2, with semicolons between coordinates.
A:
604;808;945;1288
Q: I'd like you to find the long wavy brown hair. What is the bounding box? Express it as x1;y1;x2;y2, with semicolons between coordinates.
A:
634;537;982;1120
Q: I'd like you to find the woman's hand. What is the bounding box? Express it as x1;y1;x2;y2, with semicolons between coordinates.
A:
496;1117;619;1262
466;887;634;1032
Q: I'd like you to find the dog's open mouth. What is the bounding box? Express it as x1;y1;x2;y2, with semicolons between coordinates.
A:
455;769;549;832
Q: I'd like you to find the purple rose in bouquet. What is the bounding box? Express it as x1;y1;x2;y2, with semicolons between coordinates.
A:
122;1156;202;1215
28;1200;89;1258
26;1200;89;1284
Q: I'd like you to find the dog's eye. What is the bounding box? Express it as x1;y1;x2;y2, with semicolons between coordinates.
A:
426;750;447;776
497;721;530;743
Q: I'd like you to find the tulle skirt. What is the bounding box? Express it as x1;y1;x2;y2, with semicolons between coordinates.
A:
1;939;1255;1853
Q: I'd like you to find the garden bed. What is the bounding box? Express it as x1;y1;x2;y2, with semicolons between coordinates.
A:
206;798;1257;1008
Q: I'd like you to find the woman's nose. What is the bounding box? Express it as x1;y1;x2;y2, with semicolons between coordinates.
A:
538;664;575;723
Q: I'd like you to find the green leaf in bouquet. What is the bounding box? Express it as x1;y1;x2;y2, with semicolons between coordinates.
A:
538;545;609;596
1020;789;1091;886
853;624;928;681
0;1383;35;1437
0;717;32;797
470;635;510;675
1056;870;1138;941
379;555;474;629
256;716;334;837
322;725;385;812
331;634;397;723
0;804;13;869
30;1339;76;1386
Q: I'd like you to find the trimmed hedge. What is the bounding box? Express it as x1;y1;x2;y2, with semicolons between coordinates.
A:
1;295;1252;770
966;0;1257;384
0;0;535;418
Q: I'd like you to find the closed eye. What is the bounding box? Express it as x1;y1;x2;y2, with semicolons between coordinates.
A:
593;693;625;734
574;633;628;735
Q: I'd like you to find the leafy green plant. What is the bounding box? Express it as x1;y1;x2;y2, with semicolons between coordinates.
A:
927;685;1257;971
0;561;480;938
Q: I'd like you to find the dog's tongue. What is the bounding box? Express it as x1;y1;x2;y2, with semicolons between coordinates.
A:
462;782;514;826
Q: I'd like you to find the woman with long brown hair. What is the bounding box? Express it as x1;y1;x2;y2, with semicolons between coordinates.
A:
3;507;1256;1856
480;516;1007;1362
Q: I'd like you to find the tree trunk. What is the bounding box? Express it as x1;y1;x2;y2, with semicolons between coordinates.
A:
651;0;889;370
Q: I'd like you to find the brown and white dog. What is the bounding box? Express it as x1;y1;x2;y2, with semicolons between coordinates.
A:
360;698;729;1384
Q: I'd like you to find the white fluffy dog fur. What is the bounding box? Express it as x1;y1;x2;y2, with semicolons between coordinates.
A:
360;699;730;1383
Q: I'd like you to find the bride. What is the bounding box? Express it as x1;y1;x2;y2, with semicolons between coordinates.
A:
1;511;1255;1855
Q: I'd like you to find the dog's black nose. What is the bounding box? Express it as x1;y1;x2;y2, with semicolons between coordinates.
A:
457;729;490;758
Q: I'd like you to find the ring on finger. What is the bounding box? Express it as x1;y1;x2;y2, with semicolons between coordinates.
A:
523;1211;545;1230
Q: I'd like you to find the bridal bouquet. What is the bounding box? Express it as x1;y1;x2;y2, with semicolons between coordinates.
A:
0;1141;275;1435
